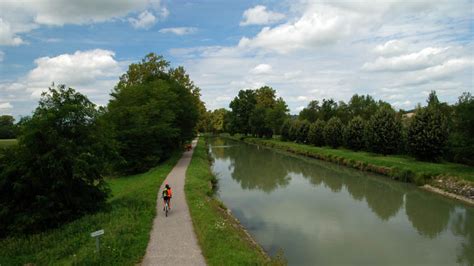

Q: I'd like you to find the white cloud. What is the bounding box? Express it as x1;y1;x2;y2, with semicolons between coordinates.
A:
251;64;272;75
159;27;197;35
0;0;168;46
0;18;25;46
375;40;409;56
0;102;13;110
0;49;124;116
238;4;357;54
129;10;156;29
363;47;450;72
240;5;286;26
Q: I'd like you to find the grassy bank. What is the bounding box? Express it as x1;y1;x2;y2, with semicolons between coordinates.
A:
185;138;277;265
0;139;17;148
0;153;180;265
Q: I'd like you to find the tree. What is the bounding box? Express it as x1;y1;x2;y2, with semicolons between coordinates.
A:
289;120;302;141
319;98;338;121
229;89;256;135
107;53;199;173
366;106;402;155
344;116;366;151
308;119;326;146
449;92;474;165
299;100;320;123
407;106;448;161
209;108;228;134
348;94;378;120
0;115;16;139
0;85;114;235
324;117;344;148
266;98;289;135
297;120;310;143
280;119;292;141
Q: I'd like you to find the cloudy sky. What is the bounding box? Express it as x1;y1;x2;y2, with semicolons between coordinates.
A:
0;0;473;118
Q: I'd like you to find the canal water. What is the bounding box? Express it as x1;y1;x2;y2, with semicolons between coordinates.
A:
208;137;474;266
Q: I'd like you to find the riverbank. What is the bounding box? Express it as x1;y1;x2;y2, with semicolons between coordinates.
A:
185;138;283;265
0;153;180;265
224;135;474;204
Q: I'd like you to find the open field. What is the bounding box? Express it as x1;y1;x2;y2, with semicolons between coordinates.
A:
0;153;180;265
185;138;278;265
0;139;17;148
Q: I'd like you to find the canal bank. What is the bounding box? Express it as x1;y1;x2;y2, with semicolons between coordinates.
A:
224;135;474;205
208;136;474;265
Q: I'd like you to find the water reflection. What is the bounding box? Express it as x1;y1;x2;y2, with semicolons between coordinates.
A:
208;137;474;265
405;191;453;238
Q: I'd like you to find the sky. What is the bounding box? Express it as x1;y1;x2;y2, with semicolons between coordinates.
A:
0;0;473;119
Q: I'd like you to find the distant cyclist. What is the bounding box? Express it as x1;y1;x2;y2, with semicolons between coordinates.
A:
162;184;173;210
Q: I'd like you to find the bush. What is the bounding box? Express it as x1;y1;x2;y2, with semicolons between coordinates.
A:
344;116;366;151
288;120;301;141
324;117;343;148
407;107;448;161
0;85;114;236
366;106;402;155
307;120;326;146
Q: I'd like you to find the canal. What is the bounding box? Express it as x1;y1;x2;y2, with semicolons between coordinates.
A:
208;137;474;265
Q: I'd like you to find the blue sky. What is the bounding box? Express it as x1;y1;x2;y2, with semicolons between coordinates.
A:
0;0;473;119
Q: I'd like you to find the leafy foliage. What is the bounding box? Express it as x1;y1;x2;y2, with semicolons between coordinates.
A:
324;117;344;148
280;119;292;141
107;53;199;173
344;116;366;151
0;85;114;236
407;106;448;161
366;106;402;155
0;115;16;139
449;93;474;165
307;119;326;146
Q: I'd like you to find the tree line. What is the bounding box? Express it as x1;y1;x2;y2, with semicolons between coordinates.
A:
201;89;473;166
0;53;203;236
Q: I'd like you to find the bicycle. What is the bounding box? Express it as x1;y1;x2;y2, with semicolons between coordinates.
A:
162;196;170;217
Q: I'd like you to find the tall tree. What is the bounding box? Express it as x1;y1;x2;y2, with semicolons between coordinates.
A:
0;115;16;139
229;89;256;135
107;53;199;173
366;106;402;155
344;116;366;151
324;117;344;148
449;92;474;165
299;100;320;123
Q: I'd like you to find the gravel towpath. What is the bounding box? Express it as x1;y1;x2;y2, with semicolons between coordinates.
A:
142;139;206;266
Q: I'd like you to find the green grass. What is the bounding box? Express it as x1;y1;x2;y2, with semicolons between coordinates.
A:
243;137;474;183
0;139;17;148
0;153;180;265
185;138;280;265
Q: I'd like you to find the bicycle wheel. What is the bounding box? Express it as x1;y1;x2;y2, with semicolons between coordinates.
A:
165;202;168;217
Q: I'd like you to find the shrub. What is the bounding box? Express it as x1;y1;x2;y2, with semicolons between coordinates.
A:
407;107;448;161
366;106;402;155
344;116;366;151
324;117;344;148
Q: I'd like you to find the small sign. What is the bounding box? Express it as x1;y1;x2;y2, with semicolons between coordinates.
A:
91;229;104;237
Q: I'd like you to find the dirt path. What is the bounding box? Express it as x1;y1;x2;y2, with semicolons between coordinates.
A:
142;139;206;266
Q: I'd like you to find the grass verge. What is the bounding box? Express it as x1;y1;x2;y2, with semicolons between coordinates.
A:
185;138;282;265
0;153;180;265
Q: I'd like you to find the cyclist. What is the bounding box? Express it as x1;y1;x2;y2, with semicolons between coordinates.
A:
162;184;172;211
